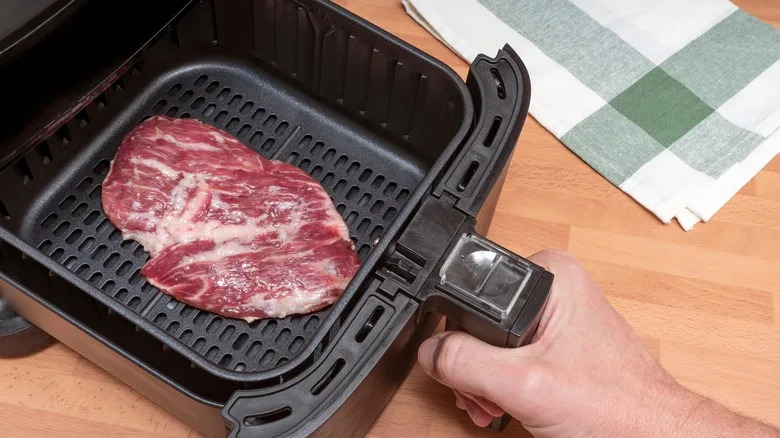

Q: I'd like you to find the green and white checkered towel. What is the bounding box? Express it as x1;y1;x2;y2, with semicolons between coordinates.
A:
403;0;780;231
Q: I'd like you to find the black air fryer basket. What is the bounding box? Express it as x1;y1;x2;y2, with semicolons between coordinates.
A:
0;1;553;436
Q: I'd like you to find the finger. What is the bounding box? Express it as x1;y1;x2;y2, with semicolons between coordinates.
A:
454;391;466;410
459;392;493;427
461;391;505;417
418;331;531;404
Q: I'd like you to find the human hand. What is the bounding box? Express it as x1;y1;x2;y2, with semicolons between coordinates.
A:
417;249;780;437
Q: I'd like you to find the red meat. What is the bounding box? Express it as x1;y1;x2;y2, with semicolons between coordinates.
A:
101;115;360;321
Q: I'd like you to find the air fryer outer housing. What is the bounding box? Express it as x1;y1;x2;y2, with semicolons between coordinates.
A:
0;1;550;436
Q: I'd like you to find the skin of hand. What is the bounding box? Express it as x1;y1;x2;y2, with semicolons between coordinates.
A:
417;249;780;437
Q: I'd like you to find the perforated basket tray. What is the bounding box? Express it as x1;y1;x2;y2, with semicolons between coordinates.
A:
0;0;471;404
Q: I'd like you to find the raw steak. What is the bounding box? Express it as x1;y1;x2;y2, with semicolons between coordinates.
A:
101;115;360;321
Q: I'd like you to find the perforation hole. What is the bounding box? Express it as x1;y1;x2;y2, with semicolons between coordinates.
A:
346;162;360;176
336;204;346;215
214;110;228;125
228;95;242;107
128;269;142;285
77;110;90;127
238;124;252;138
167;84;182;96
370;200;385;214
263;115;277;128
247;341;262;358
310;165;323;178
358;169;372;182
310;141;324;156
71;202;88;218
233;333;249;350
15;158;33;185
334;155;348;169
260;138;275;151
128;297;141;310
206;318;222;334
370;226;384;240
50;248;64;261
0;200;9;220
84;210;100;226
396;188;410;203
262;320;278;336
358;193;371;208
96;219;112;234
90;245;107;260
36;142;53;165
76;177;92;192
220;325;236;341
218;354;233;367
249;132;263;147
107;229;121;241
190;96;205;110
62;256;77;269
275;121;289;135
38;240;52;252
333;179;347;193
75;264;90;277
345;211;358;226
78;237;95;253
240;102;253;114
321;172;335;187
202;104;216;117
252;108;266;121
357;219;370;233
289;336;305;354
116;261;133;276
205;81;219;93
226;117;240;131
345;187;359;201
41;213;58;229
298;159;311;171
59;195;76;210
358;244;371;258
88;185;101;200
166;321;180;335
57;125;71;146
216;88;231;100
304;316;320;331
153;313;167;325
114;288;127;301
53;221;69;237
322;148;336;162
206;346;220;361
234;363;246;372
100;280;116;293
193;312;208;326
179;329;193;343
165;106;179;117
384;182;397;196
383;207;397;221
180;90;194;103
259;350;275;367
90;161;108;177
65;229;82;244
193;338;206;352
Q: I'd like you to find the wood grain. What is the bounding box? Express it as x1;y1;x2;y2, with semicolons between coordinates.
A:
1;1;778;437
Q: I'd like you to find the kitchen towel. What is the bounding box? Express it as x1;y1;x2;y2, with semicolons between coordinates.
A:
403;0;780;230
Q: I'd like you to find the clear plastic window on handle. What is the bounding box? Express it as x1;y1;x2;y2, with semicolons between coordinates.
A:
439;233;532;320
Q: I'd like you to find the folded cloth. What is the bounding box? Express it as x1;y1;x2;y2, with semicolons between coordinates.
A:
403;0;780;230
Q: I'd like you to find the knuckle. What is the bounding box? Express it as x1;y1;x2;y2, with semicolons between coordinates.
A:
516;360;551;396
531;248;583;275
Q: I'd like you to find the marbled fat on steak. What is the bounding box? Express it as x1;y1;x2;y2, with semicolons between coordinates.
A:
101;115;360;321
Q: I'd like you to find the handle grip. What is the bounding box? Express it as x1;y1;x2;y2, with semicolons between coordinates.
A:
432;233;552;348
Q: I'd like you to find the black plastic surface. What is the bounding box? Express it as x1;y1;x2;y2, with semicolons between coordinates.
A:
0;296;52;357
0;0;473;404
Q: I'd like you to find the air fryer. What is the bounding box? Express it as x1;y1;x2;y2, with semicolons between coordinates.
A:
0;1;552;436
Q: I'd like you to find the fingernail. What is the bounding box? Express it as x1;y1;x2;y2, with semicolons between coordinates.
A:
418;337;439;373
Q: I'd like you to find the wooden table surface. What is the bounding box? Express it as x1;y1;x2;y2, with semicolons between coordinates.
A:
2;1;778;437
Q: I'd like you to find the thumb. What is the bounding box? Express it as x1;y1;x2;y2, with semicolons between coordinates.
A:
417;330;539;406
